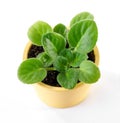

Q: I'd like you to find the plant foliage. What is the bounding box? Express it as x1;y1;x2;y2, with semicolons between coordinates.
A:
18;12;100;89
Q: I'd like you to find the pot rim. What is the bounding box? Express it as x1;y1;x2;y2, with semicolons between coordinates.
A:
23;41;100;91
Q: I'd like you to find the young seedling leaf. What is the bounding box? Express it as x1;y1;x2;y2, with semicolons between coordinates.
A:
79;60;100;83
60;49;73;63
70;12;94;27
27;21;52;46
42;32;66;59
68;20;98;54
53;56;68;72
18;58;47;84
57;68;79;89
37;52;53;67
53;23;67;37
70;52;88;67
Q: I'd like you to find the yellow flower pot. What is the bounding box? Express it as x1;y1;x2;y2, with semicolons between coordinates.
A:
23;42;100;108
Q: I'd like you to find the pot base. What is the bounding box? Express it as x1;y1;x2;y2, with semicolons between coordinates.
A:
34;82;91;108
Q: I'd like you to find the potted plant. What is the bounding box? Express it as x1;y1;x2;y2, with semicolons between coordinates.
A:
17;12;100;108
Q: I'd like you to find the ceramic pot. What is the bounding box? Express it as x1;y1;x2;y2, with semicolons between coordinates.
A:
23;42;100;108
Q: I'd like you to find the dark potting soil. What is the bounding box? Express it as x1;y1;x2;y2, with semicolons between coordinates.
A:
28;44;95;87
28;45;44;58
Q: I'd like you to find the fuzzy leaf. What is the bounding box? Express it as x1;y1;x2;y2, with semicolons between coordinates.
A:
60;49;73;63
17;58;47;84
53;56;68;72
68;20;98;54
53;23;67;37
42;32;66;59
70;12;94;27
57;68;79;89
37;52;53;67
79;60;100;83
27;21;52;46
71;52;88;67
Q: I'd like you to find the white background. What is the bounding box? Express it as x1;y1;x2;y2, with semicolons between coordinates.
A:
0;0;120;123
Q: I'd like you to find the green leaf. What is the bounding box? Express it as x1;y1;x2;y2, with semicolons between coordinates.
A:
59;49;73;63
57;68;79;89
71;52;88;67
70;12;94;27
37;52;53;67
79;60;100;83
17;58;47;84
42;32;66;59
53;23;67;37
27;21;52;46
68;20;98;54
53;56;68;72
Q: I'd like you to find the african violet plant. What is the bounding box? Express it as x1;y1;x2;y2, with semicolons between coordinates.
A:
18;12;100;89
